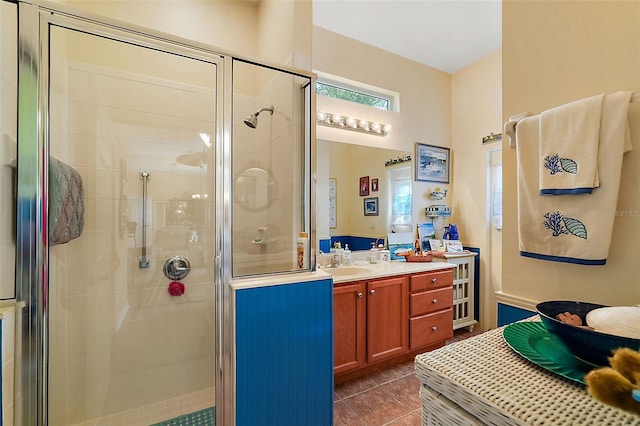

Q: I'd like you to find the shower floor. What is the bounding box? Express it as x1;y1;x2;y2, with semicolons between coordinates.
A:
71;388;214;426
152;407;215;426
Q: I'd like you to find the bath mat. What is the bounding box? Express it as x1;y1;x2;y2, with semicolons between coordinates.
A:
152;406;215;426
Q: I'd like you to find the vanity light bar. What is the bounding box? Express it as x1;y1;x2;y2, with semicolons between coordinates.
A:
316;111;391;136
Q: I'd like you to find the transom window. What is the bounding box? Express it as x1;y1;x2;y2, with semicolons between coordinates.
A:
316;81;390;110
314;72;398;112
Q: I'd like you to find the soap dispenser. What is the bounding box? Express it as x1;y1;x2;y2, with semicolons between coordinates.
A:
369;244;378;264
343;244;351;265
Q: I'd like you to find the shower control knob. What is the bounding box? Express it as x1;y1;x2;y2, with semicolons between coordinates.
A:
163;256;191;281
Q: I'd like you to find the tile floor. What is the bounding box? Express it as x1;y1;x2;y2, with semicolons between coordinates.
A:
333;328;482;426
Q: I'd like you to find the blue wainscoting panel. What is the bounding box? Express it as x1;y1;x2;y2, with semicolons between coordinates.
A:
235;278;334;426
329;236;386;251
319;238;331;254
497;303;535;326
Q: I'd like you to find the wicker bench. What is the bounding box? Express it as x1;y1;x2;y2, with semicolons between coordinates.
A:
415;318;640;425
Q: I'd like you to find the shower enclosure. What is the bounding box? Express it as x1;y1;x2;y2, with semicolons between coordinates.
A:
13;2;314;425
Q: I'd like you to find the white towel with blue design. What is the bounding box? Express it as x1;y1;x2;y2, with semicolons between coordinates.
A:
539;92;631;195
516;92;635;265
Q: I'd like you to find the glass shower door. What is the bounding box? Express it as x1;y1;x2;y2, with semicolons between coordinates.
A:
47;25;218;425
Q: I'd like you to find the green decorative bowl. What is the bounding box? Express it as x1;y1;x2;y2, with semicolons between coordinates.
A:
536;301;640;366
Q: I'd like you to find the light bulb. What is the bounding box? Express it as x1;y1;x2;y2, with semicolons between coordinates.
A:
346;117;358;128
317;111;327;121
382;124;392;133
371;122;382;133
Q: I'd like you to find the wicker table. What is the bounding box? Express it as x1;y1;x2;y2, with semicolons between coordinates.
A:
414;319;640;425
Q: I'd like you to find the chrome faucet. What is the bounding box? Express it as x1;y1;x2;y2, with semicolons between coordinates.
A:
330;254;341;268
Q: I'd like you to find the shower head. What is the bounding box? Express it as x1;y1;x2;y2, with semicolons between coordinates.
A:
243;105;274;129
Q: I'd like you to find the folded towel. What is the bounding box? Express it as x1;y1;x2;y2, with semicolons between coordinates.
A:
516;93;633;264
49;157;84;246
539;94;604;195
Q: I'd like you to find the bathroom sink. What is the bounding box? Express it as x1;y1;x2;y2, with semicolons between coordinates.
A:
325;266;373;276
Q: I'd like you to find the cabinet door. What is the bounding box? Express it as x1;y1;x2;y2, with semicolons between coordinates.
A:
367;276;408;363
334;282;366;374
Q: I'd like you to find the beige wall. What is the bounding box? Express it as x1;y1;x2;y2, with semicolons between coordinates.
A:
451;49;502;328
502;1;640;309
60;0;312;71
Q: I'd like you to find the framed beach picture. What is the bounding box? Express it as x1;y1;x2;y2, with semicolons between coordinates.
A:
417;223;436;252
415;143;450;183
364;197;379;216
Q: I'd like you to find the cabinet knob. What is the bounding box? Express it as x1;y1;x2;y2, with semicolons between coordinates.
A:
357;292;363;298
432;299;438;304
369;289;376;295
431;326;437;331
431;278;437;283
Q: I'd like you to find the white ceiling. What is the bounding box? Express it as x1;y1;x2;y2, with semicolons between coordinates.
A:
313;0;502;74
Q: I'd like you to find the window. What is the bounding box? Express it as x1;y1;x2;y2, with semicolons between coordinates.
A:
491;163;503;230
388;166;412;232
316;82;390;110
314;72;398;111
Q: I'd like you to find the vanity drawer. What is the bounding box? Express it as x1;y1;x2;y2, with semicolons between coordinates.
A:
410;270;453;292
410;287;453;317
410;309;453;349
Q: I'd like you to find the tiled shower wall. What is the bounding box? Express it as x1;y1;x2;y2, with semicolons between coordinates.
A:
47;35;216;424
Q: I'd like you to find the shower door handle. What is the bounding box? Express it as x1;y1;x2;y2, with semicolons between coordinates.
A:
163;256;191;281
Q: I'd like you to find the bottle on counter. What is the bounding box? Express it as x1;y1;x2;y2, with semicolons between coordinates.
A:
379;249;390;262
369;246;378;264
343;244;351;265
297;231;309;269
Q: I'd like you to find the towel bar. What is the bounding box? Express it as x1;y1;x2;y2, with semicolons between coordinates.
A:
505;90;639;148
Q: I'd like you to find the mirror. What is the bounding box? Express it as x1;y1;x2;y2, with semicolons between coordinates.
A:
234;167;274;210
318;140;411;243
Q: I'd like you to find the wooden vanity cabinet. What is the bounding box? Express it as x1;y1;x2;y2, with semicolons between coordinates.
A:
366;276;409;363
333;282;366;374
409;270;454;349
334;269;452;380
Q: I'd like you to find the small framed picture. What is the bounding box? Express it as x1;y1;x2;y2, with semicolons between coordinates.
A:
371;178;379;192
415;143;450;183
359;176;370;196
364;197;379;216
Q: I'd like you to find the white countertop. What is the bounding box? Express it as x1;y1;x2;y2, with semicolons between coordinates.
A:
321;260;455;284
230;270;331;290
229;260;456;290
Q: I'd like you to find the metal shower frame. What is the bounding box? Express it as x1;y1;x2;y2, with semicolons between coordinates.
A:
14;1;317;425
